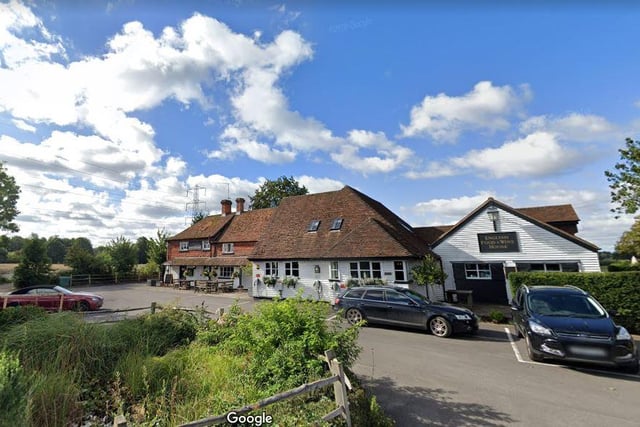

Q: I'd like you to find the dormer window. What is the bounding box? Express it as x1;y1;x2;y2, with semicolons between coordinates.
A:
330;218;343;231
307;220;320;232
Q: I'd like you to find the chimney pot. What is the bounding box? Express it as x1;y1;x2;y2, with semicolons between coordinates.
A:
235;197;245;214
221;199;232;216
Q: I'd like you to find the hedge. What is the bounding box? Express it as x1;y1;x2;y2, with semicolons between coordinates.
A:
508;272;640;334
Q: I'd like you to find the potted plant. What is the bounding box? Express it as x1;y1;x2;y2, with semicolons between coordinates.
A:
203;268;217;280
263;276;277;287
346;278;360;288
282;277;298;288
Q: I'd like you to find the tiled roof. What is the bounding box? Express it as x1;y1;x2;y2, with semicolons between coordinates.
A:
417;204;581;245
218;208;276;242
167;214;233;241
516;204;580;223
430;198;599;252
250;186;430;260
415;225;454;245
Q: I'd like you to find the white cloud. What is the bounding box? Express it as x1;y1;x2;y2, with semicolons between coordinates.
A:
296;175;344;194
401;81;531;142
408;132;581;179
413;192;498;218
11;118;35;132
519;113;617;142
330;130;414;174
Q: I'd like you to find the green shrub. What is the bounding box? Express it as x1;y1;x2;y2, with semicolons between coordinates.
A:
29;369;82;427
0;306;47;334
0;351;30;426
488;310;506;324
509;272;640;333
211;297;361;395
607;261;640;272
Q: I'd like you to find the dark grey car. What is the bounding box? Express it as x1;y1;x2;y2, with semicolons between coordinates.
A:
333;286;478;337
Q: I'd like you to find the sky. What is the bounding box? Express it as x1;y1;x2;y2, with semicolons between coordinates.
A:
1;0;639;251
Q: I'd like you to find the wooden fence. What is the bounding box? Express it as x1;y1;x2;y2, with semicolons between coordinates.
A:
113;350;352;427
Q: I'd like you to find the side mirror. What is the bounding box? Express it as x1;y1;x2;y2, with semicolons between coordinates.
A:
510;301;522;311
408;300;418;307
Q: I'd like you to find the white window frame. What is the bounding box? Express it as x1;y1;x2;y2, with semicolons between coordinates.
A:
284;261;299;277
330;261;339;280
222;243;234;254
179;241;189;252
393;260;406;281
349;261;382;279
202;241;210;251
465;263;492;280
265;261;279;277
219;266;234;278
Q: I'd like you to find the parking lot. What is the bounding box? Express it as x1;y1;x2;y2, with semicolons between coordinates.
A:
68;284;640;426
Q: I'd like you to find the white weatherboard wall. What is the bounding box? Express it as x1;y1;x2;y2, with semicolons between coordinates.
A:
432;206;601;299
251;259;421;303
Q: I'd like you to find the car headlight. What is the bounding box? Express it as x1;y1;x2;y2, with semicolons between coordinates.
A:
454;314;472;321
529;320;553;336
616;327;632;340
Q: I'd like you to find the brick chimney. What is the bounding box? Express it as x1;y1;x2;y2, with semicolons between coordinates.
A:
235;197;245;214
221;199;232;216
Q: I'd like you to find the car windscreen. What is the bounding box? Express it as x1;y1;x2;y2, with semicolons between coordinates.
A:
53;286;74;295
528;294;606;318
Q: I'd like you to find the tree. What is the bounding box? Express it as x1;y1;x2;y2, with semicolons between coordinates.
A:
106;236;137;274
64;240;105;274
0;162;20;233
191;211;207;224
146;229;168;276
250;176;308;209
46;236;67;264
136;236;149;264
615;219;640;258
411;254;447;293
605;138;640;217
12;234;51;288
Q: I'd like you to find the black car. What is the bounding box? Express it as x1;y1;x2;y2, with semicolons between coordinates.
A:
511;285;639;373
333;286;478;337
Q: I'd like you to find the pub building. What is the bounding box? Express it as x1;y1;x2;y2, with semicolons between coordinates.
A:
416;198;601;305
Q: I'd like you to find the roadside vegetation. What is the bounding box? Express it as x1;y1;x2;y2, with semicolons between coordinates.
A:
0;297;393;426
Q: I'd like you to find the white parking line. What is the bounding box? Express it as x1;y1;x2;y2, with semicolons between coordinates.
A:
503;327;559;367
503;327;640;378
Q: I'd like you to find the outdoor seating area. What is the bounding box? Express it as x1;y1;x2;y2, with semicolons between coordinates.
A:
159;274;235;293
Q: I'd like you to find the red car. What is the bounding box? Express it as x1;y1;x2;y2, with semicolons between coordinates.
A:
1;285;104;312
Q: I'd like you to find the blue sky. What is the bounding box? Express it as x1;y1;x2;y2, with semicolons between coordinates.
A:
1;0;639;251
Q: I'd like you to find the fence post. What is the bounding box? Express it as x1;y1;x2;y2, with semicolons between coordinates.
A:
151;302;157;314
324;350;351;427
58;294;64;312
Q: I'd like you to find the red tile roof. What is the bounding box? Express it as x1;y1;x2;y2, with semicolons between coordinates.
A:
167;214;233;241
250;186;430;260
218;208;276;243
516;204;579;223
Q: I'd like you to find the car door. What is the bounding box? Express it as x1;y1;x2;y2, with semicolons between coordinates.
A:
360;289;389;323
511;288;525;335
385;289;425;326
35;288;61;310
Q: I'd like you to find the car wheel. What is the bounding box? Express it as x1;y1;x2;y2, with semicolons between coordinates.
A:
345;308;364;325
525;335;544;362
74;301;90;312
429;316;452;338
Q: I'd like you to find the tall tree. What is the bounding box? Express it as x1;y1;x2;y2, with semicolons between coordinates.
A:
136;236;149;264
13;234;51;288
72;237;94;254
615;218;640;258
605;138;640;217
64;240;105;274
250;176;308;209
107;236;137;274
146;229;168;274
0;162;20;233
46;236;67;264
